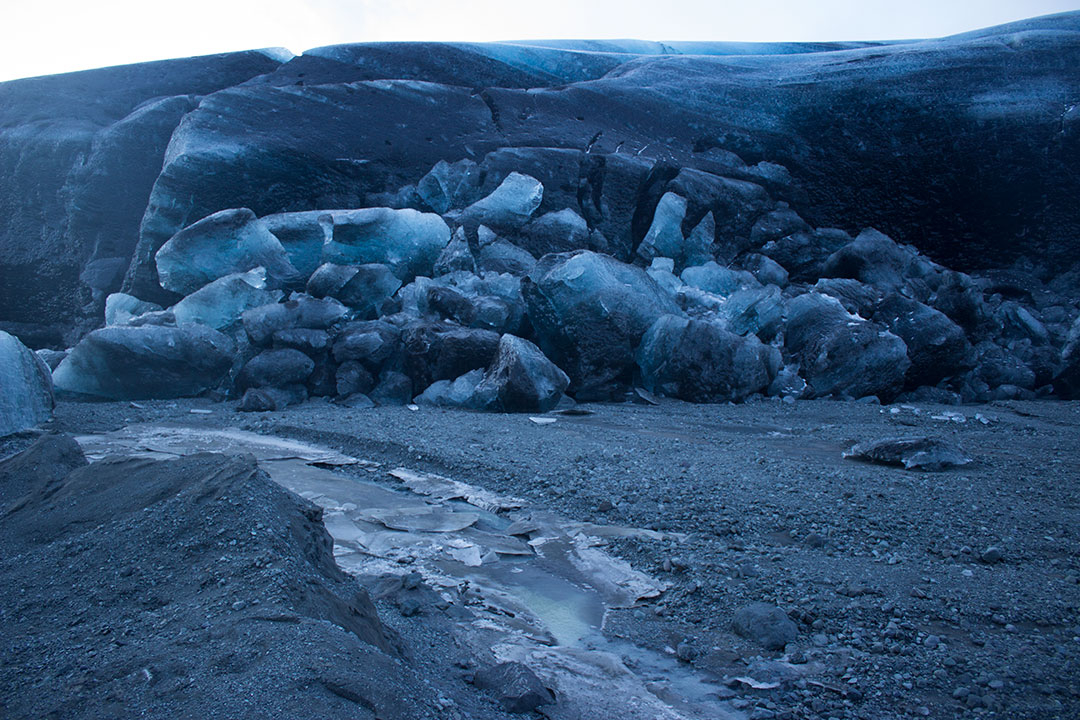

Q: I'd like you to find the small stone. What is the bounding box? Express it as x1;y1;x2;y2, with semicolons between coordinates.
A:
924;634;940;649
980;546;1005;564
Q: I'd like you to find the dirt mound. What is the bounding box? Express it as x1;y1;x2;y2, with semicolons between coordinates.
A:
0;446;440;719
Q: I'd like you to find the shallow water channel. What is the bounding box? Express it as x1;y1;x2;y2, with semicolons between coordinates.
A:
76;423;746;719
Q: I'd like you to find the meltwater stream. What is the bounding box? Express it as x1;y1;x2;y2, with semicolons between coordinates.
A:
76;424;746;720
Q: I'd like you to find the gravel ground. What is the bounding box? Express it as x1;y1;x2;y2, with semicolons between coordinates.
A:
36;396;1080;719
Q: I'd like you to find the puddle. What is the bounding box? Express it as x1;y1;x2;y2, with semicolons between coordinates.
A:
77;424;745;720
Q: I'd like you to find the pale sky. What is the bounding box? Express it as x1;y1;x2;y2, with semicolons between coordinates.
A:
2;0;1078;82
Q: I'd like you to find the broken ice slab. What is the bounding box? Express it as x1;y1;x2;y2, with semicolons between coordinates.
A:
171;268;282;330
321;207;451;281
361;506;480;533
388;468;526;513
155;208;299;294
843;436;972;471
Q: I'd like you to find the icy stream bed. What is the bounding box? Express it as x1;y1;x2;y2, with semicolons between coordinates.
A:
76;423;754;719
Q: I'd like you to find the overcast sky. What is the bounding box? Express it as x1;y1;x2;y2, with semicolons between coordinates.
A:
2;0;1078;82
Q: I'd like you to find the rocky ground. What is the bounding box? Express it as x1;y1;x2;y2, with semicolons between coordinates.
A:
3;395;1075;719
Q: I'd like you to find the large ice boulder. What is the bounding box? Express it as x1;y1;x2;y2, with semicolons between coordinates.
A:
171;268;282;331
472;334;570;413
262;211;333;280
523;251;681;398
0;331;54;436
321;208;450;281
784;293;910;401
521;209;592;258
822;228;918;291
242;295;348;346
306;262;401;319
155;208;299;295
401;323;501;391
636;315;775;403
104;293;162;326
760;228;852;283
1054;316;1080;399
636;192;712;271
873;293;973;388
457;172;543;232
53;325;234;400
238;349;314;389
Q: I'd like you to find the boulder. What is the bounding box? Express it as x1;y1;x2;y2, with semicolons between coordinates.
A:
472;335;570;413
238;349;315;389
1054;316;1080;398
749;205;810;246
636;315;774;403
432;228;476;276
104;293;162;326
331;321;402;371
172;268;282;331
334;361;375;398
271;328;331;355
155;208;299;295
822;228;915;291
370;370;413;406
741;253;788;287
53;325;234;400
523;251;681;398
415;158;482;214
262;211;332;279
0;331;54;436
415;370;486;408
521;209;592;258
238;384;308;412
812;278;882;318
401;323;501;390
636;192;688;267
974;342;1036;390
784;293;910;401
681;261;758;298
476;238;537;277
457;172;543;232
321;208;451;281
873;293;972;388
473;661;554;714
243;295;348;346
760;228;852;282
732;603;798;651
35;349;68;371
709;285;785;341
306;262;401;319
663;168;774;261
930;271;986;333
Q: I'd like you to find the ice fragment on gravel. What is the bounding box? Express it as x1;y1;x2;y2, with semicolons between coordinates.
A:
843;437;972;471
